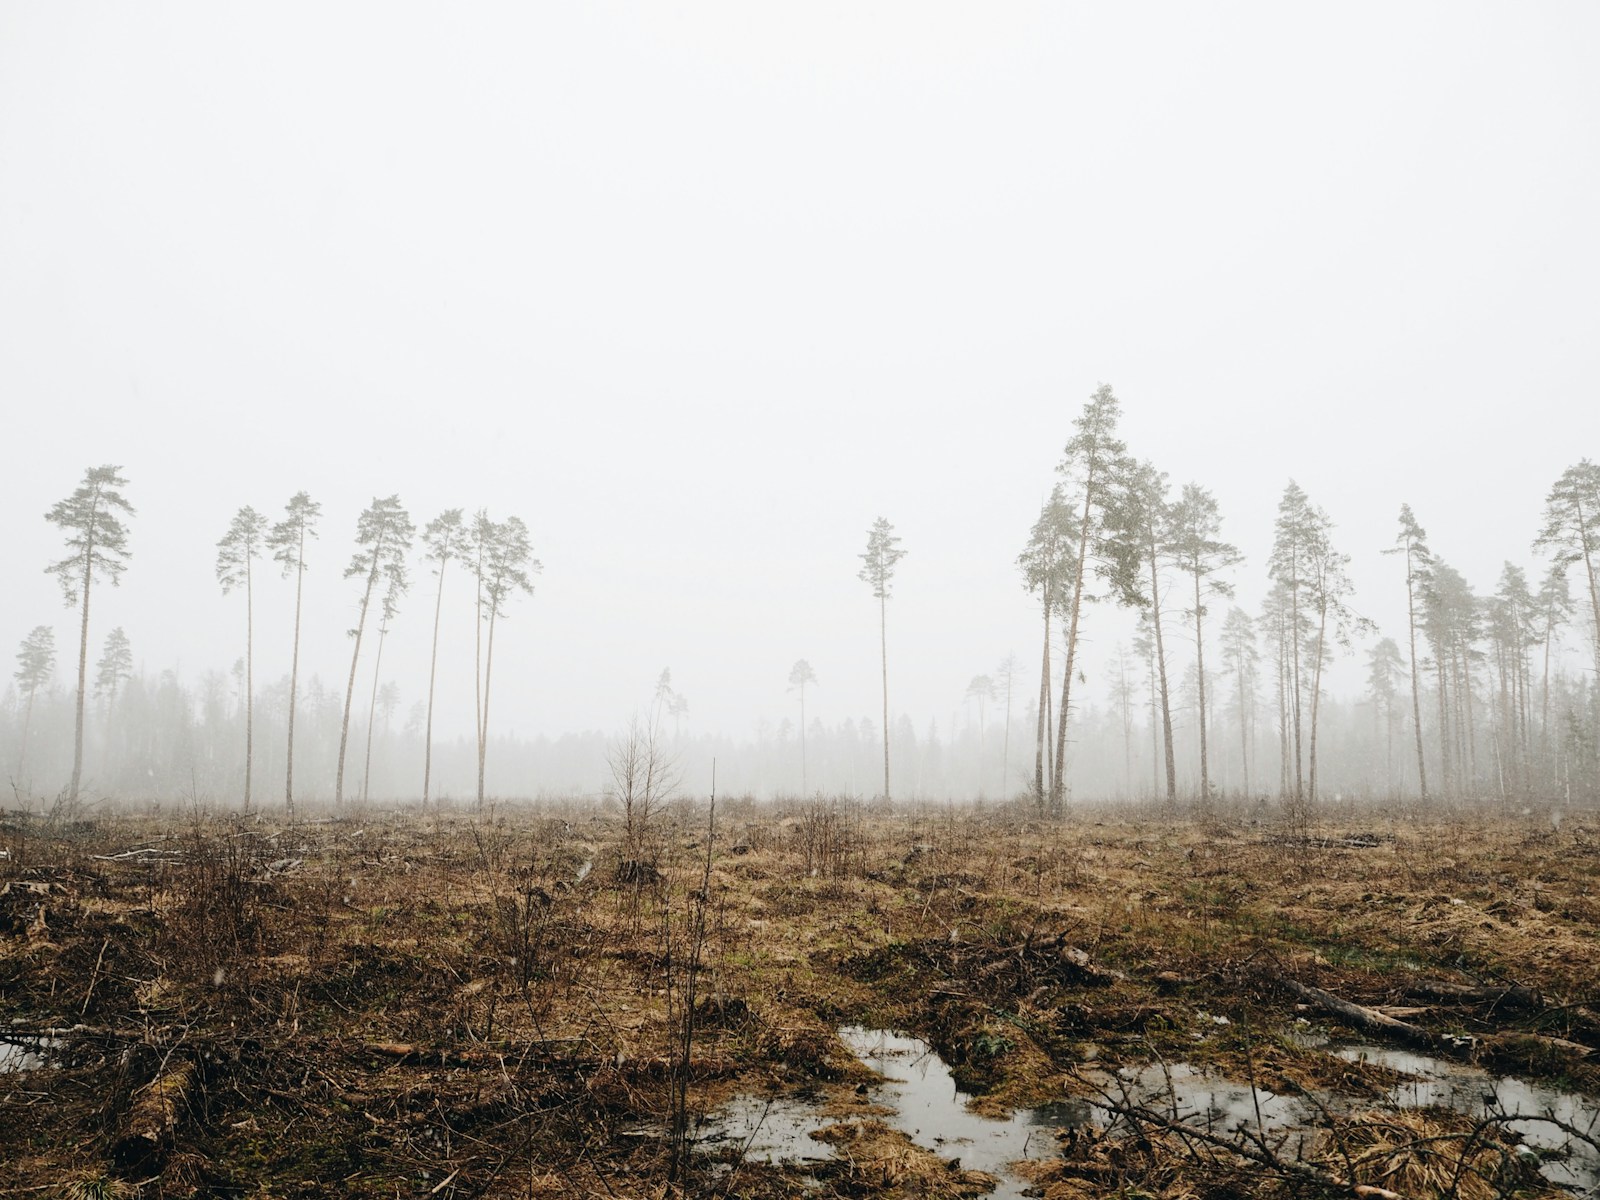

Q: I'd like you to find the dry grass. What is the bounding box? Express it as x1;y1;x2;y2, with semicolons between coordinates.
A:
0;796;1595;1197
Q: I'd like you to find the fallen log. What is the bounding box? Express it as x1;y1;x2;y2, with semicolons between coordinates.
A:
113;1059;195;1167
1403;978;1541;1010
1274;977;1475;1052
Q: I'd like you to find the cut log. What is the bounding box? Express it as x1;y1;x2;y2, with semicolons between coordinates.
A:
1275;977;1474;1051
1403;978;1542;1010
113;1059;195;1167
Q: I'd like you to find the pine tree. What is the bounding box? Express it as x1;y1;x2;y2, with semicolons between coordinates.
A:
336;496;414;805
858;517;906;801
1365;638;1405;794
1385;506;1433;803
788;659;818;795
1168;483;1242;801
94;626;132;780
268;492;320;817
13;626;55;785
216;506;268;810
475;514;539;808
1050;385;1135;813
419;509;471;806
1122;461;1178;806
45;465;134;802
1218;607;1259;797
1018;486;1074;806
1535;460;1600;785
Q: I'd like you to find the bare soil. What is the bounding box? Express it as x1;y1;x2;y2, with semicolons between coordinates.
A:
2;797;1596;1198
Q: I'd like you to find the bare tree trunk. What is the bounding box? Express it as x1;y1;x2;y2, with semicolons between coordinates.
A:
423;558;448;806
1288;566;1304;804
1436;656;1451;797
477;606;499;809
18;689;36;784
1405;550;1430;802
474;540;485;788
285;529;305;818
1000;670;1013;799
70;553;92;803
1034;595;1052;805
361;625;387;804
1579;499;1600;785
335;566;380;805
879;592;890;801
799;681;807;795
1192;570;1210;799
1541;609;1555;786
1053;485;1096;813
1149;545;1176;805
1237;660;1251;797
244;554;254;812
1308;607;1327;803
1460;641;1479;785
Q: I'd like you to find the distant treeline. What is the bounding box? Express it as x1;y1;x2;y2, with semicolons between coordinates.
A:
8;396;1600;812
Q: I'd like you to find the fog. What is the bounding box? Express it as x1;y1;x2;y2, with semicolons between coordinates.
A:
1;4;1596;806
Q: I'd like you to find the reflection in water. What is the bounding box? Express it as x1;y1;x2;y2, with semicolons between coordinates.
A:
703;1029;1600;1195
1332;1043;1600;1190
0;1036;60;1073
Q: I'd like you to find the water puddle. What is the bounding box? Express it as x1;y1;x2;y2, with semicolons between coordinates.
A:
703;1027;1090;1199
1107;1059;1311;1134
0;1036;61;1073
1333;1043;1600;1190
704;1028;1600;1195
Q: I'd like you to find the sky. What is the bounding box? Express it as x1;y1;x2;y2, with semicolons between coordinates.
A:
1;3;1596;760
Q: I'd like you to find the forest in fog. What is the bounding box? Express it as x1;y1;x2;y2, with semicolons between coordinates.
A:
7;387;1599;813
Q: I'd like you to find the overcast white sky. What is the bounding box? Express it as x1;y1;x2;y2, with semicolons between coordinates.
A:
1;3;1596;752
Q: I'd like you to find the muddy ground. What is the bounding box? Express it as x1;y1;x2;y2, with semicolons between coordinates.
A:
2;797;1597;1198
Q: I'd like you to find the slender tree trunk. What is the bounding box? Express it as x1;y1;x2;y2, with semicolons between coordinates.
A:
1148;543;1176;805
1053;483;1096;813
361;626;387;804
336;565;381;805
474;544;485;782
1405;549;1430;802
1277;625;1290;797
799;682;807;795
1541;610;1555;786
1308;606;1328;803
70;552;93;803
286;526;306;818
1436;656;1451;796
1192;570;1210;798
1034;595;1052;805
1579;501;1600;784
18;689;36;783
244;555;254;812
478;606;499;808
423;559;449;806
1001;672;1012;799
1237;661;1251;797
1460;641;1479;785
879;592;890;801
1288;564;1304;803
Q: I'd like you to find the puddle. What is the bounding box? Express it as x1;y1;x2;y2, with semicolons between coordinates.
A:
1333;1043;1600;1190
0;1036;61;1072
1107;1060;1311;1135
705;1029;1600;1195
704;1027;1090;1199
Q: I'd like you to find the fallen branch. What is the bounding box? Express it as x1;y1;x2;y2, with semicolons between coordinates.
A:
1404;978;1541;1010
1274;976;1475;1052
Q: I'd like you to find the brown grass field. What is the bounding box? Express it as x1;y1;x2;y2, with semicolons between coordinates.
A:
3;796;1598;1198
